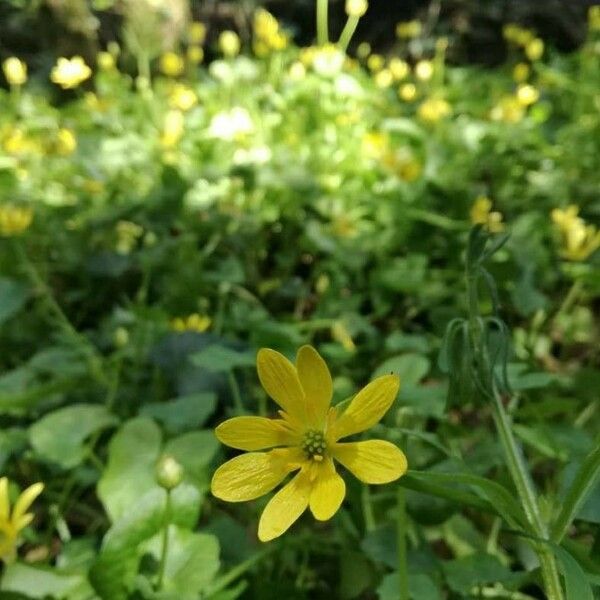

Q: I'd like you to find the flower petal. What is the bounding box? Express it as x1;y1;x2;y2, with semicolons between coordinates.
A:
333;440;407;484
215;416;299;451
258;469;311;541
296;345;333;427
12;483;43;525
0;478;9;521
331;374;400;440
257;349;306;423
14;513;34;531
309;459;345;521
211;449;302;502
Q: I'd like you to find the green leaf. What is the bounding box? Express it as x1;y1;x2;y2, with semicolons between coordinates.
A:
0;428;28;471
189;346;255;372
165;430;219;490
29;404;118;469
0;277;28;324
552;544;594;600
98;417;162;522
339;551;372;599
377;573;441;600
2;563;92;600
372;353;431;386
141;392;217;434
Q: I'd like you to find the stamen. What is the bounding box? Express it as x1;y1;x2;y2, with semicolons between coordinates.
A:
301;429;327;460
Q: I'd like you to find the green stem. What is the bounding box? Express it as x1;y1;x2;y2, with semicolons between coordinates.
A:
554;278;583;321
337;16;359;53
396;486;409;600
316;0;329;45
156;491;172;591
229;371;244;414
361;485;376;532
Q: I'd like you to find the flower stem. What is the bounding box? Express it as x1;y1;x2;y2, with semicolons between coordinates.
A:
338;16;359;53
156;491;172;591
316;0;329;45
396;486;409;600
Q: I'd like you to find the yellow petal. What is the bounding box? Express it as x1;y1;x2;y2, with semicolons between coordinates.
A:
0;478;9;521
258;469;311;541
215;416;299;451
257;348;307;423
12;482;43;525
309;459;345;521
296;345;333;427
333;439;407;484
211;449;302;502
331;374;400;440
14;513;34;531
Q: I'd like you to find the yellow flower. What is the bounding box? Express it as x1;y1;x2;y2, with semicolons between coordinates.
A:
490;96;524;123
414;59;434;81
50;56;92;89
169;84;198;111
513;62;530;83
160;52;185;77
0;204;34;236
171;313;212;333
188;22;207;45
362;131;388;160
525;38;544;61
551;206;600;261
253;9;288;54
367;54;384;72
211;346;406;542
345;0;368;18
398;83;417;102
115;220;143;254
516;84;539;106
2;57;27;86
374;68;393;88
389;58;409;80
219;31;241;58
187;46;204;64
160;110;185;148
331;322;356;352
470;196;504;232
97;51;115;70
55;128;77;155
417;97;451;122
589;6;600;31
0;478;44;563
396;20;422;39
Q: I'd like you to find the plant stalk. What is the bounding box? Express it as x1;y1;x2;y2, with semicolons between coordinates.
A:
396;486;409;600
316;0;329;45
156;491;172;590
338;16;359;52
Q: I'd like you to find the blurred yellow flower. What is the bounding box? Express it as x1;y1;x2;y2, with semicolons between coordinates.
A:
253;9;288;55
345;0;368;18
516;83;539;106
331;322;356;352
415;59;434;81
0;204;33;236
490;95;524;123
398;82;417;101
188;21;207;45
169;84;198;111
288;61;307;81
525;38;544;61
362;131;388;160
160;52;185;77
396;20;422;39
589;6;600;31
503;24;533;46
219;31;241;58
0;478;43;563
56;128;77;155
470;196;504;232
2;57;27;86
384;152;422;182
374;68;393;88
389;58;409;80
171;313;212;333
310;44;346;77
367;54;384;72
356;42;371;59
211;346;406;541
512;62;530;83
187;46;204;64
50;56;91;89
417;97;451;122
115;220;143;255
552;206;600;261
97;52;115;70
160;110;185;147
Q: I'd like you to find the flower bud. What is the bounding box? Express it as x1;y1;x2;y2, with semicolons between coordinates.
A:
156;455;184;490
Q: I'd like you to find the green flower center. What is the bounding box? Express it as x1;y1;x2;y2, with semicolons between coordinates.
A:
301;429;327;460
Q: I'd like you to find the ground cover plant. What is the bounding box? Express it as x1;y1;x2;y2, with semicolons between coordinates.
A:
0;1;599;598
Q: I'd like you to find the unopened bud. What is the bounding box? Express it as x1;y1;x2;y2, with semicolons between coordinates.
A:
156;455;184;490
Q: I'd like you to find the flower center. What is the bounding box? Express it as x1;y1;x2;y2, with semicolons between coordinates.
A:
301;429;327;461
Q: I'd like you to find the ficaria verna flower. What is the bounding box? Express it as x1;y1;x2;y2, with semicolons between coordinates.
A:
211;346;407;542
2;57;27;87
50;56;91;89
0;478;44;562
0;204;33;236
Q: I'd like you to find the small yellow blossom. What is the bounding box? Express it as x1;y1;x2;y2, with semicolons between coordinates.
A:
396;20;422;39
470;196;505;232
288;61;306;81
188;22;207;45
160;52;185;77
513;62;530;83
187;46;204;64
384;152;422;182
97;52;115;70
0;478;43;563
389;57;409;80
398;82;417;102
345;0;368;18
415;59;434;81
160;110;185;148
171;313;212;333
0;204;34;236
374;68;393;88
2;57;27;86
219;31;241;58
331;322;356;352
589;6;600;31
503;24;534;46
253;9;288;55
169;84;198;111
516;83;539;106
417;97;451;122
211;346;406;541
115;220;143;254
551;206;600;261
525;38;544;61
362;131;388;160
490;96;524;123
55;128;77;155
309;44;346;77
50;56;92;89
367;54;384;72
